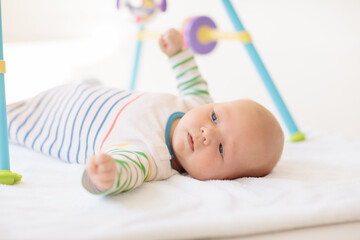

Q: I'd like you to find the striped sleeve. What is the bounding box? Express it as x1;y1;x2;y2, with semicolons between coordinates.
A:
82;144;153;196
169;49;212;104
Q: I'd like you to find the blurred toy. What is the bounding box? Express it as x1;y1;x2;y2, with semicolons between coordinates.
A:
117;0;166;24
117;0;167;90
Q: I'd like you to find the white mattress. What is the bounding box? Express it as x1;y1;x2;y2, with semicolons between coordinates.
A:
1;130;360;239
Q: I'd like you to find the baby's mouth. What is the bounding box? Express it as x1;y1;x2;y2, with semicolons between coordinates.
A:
187;133;194;152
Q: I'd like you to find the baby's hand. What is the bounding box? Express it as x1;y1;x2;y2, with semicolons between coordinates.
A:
86;153;116;191
159;28;183;57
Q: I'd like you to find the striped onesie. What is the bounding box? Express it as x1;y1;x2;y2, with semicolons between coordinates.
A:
7;49;213;195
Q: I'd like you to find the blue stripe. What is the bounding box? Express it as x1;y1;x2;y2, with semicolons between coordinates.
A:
31;87;66;149
39;87;74;153
76;88;113;163
66;87;102;163
84;90;124;160
23;89;61;145
57;86;91;161
91;92;132;155
48;84;83;156
14;90;52;143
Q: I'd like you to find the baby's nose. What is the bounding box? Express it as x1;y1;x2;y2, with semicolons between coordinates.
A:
200;126;213;145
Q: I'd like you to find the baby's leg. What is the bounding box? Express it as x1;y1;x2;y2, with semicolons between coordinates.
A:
6;84;88;164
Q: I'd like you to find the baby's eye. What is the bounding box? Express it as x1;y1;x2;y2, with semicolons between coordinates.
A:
219;144;223;156
212;113;218;124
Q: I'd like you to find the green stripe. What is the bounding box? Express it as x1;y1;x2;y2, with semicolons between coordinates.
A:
177;75;201;89
135;151;148;160
118;177;129;193
114;158;129;167
121;151;146;176
184;89;209;96
182;81;206;91
115;168;122;188
117;161;131;192
114;159;129;189
111;167;128;194
135;151;150;180
127;174;139;192
115;159;130;168
107;149;146;176
133;174;139;190
125;171;133;191
172;56;194;69
176;66;198;79
119;153;145;175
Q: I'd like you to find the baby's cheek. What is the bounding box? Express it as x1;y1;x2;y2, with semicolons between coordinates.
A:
194;154;213;171
189;161;217;181
173;136;185;154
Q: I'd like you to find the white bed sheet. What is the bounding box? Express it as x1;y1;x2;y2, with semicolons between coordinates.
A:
1;130;360;240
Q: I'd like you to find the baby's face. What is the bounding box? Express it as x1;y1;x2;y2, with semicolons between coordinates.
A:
171;99;283;180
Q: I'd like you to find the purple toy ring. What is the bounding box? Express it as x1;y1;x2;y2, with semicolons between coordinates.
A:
185;16;217;55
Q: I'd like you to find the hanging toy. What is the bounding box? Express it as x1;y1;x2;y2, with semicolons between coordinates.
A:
117;0;167;25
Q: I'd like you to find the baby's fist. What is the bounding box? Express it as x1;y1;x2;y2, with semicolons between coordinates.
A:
159;28;183;57
86;153;116;191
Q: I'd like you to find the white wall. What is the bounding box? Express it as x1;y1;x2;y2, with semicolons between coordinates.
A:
3;0;360;140
3;0;118;41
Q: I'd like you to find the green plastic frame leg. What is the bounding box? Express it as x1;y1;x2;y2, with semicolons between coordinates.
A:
290;131;305;142
0;170;22;185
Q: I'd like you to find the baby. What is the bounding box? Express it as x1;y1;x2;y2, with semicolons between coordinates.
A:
7;29;284;195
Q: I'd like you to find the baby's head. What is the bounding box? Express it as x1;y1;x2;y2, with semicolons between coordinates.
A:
171;99;284;180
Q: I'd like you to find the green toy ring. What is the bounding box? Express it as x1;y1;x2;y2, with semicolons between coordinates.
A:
0;170;22;185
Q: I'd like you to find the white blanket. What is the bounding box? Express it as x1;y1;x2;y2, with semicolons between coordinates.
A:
1;131;360;240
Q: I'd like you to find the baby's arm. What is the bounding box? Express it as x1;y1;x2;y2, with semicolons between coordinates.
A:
82;145;152;195
159;29;213;105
